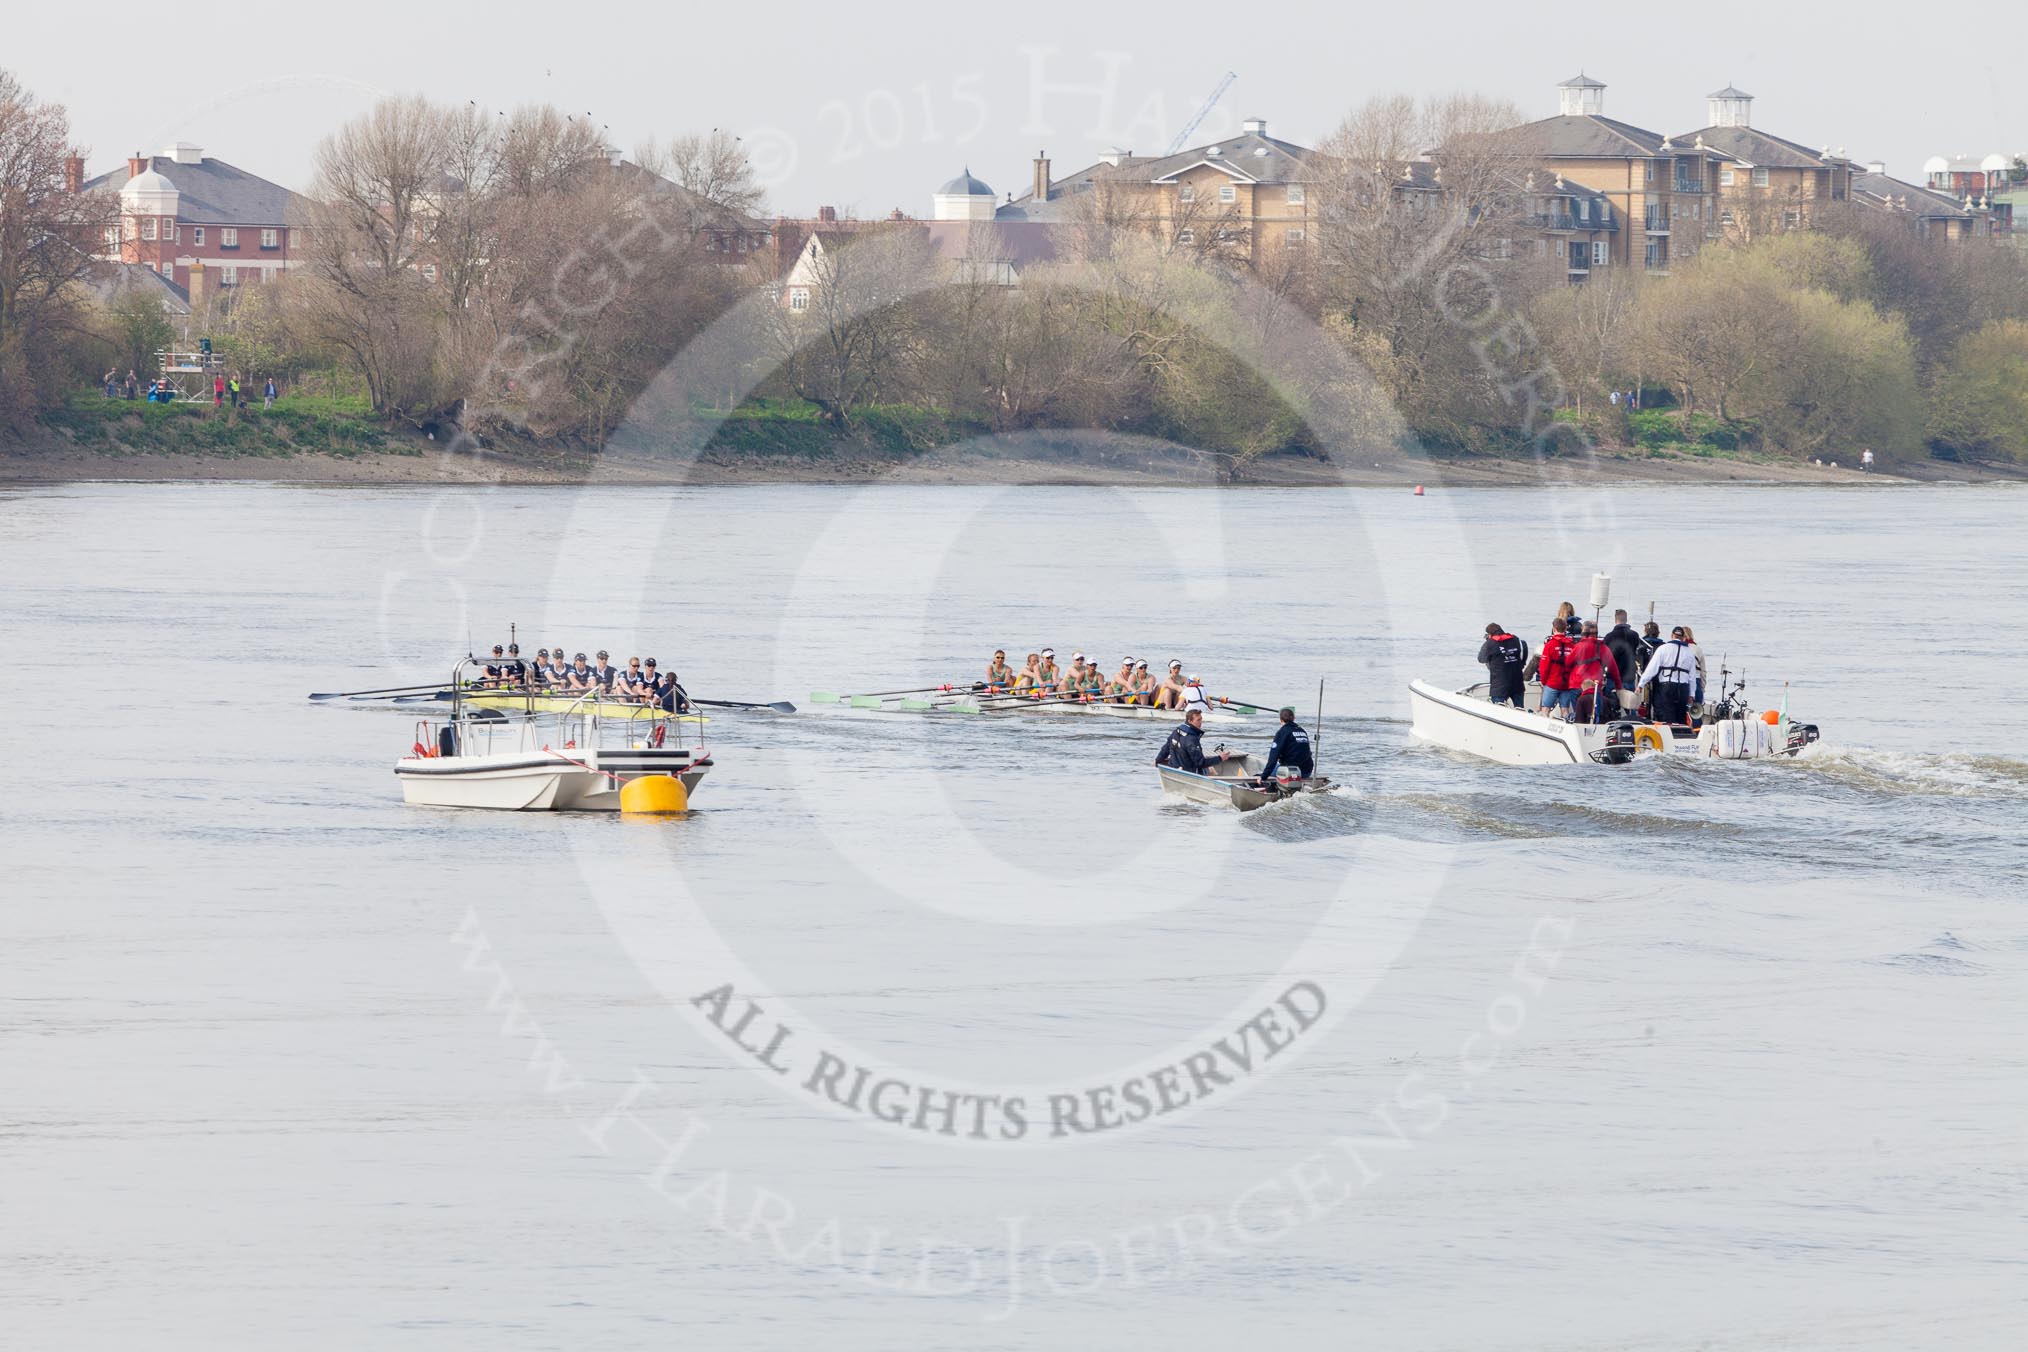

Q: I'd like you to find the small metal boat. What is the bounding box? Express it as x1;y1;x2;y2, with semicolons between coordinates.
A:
1156;754;1333;812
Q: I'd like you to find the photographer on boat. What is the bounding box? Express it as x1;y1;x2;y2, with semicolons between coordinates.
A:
1478;623;1528;708
1154;709;1235;774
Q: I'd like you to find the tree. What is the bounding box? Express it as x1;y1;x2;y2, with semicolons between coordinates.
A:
0;69;118;426
637;128;766;221
1310;94;1549;447
99;289;174;381
1928;319;2028;461
298;95;458;418
1631;251;1799;423
754;225;942;425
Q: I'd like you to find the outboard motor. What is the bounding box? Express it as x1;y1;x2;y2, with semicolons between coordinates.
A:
437;724;458;758
1786;722;1820;754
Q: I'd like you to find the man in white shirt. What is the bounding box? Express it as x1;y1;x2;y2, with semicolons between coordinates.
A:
1638;626;1699;726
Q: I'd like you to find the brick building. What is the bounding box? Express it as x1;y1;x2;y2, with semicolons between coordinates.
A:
83;143;310;291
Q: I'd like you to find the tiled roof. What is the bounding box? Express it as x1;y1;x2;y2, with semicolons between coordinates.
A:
1674;125;1844;170
87;261;192;315
1499;114;1676;158
1002;129;1319;221
1852;171;1977;218
83;155;309;226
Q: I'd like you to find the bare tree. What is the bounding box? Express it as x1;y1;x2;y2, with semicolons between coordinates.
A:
636;129;765;221
0;69;118;424
298;96;457;417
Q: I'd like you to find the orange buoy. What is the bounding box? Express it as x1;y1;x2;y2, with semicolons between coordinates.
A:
1414;485;1426;496
1761;710;1781;725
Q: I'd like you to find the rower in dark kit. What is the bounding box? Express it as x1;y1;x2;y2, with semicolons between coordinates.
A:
1154;709;1235;774
1259;707;1315;782
1477;622;1528;708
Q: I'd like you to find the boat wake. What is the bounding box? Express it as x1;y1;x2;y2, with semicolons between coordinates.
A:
1784;744;2028;800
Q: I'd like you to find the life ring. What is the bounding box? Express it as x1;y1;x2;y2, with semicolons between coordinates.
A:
1632;726;1667;755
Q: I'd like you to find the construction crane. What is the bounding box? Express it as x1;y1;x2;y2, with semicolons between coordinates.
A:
1164;71;1237;156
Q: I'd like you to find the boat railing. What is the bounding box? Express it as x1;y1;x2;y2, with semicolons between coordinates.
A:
429;658;691;756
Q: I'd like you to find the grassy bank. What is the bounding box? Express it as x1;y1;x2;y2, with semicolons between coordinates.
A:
35;393;414;460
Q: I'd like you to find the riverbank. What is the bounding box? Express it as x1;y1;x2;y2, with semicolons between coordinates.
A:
9;437;2025;487
7;396;2022;486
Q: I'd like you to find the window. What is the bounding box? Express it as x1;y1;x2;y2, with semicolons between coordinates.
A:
1720;166;1736;186
1593;240;1609;266
1783;209;1802;229
1644;161;1658;184
1751;167;1769;188
1492;237;1513;260
788;287;809;311
1643;239;1668;270
1218;184;1236;203
421;263;438;282
221;265;239;285
1178;183;1195;202
220;227;239;249
260;228;279;250
193;226;204;245
1285;226;1305;246
1287;184;1305;205
1175;228;1195;245
140;217;156;241
103;225;119;247
1720;208;1736;226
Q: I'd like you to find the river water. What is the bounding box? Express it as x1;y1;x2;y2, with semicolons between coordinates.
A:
4;482;2024;1350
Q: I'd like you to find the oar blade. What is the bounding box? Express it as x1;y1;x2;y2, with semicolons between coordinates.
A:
810;691;841;704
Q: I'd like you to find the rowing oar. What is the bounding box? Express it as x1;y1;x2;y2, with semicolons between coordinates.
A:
811;682;985;706
308;682;462;701
692;697;797;714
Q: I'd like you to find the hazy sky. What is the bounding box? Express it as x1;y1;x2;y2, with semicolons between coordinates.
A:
19;1;2025;213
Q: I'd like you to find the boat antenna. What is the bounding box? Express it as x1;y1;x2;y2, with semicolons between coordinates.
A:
1314;678;1324;775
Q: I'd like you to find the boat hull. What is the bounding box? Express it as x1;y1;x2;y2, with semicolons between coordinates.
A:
1408;680;1818;766
1156;754;1332;811
395;747;710;811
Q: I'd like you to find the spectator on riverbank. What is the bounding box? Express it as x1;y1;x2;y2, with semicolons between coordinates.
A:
263;377;277;408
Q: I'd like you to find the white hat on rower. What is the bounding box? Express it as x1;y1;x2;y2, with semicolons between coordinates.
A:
1041;648;1055;658
1168;659;1182;670
1071;651;1084;662
1135;660;1148;670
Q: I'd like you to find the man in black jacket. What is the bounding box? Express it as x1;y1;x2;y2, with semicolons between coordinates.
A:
1260;707;1315;780
1477;623;1528;707
1603;611;1642;713
1154;710;1233;774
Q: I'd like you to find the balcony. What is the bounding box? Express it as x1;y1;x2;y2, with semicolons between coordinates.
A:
1673;177;1703;195
1534;211;1577;232
1644;210;1671;233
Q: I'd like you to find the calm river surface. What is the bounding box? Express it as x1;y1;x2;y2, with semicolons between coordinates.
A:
4;482;2025;1350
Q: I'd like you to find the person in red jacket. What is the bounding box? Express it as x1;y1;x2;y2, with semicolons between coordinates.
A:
1568;619;1625;723
1535;617;1579;720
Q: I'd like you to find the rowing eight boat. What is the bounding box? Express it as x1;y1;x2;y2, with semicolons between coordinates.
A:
463;692;707;723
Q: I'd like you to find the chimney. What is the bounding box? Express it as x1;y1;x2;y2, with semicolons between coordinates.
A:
64;155;84;194
1241;117;1267;136
187;261;214;313
1865;160;1886;176
1033;151;1050;202
817;205;838;223
127;153;148;181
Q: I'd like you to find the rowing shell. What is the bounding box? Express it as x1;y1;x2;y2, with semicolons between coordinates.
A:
463;693;706;723
826;694;1255;725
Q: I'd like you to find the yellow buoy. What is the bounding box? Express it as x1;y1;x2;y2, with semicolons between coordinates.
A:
619;774;688;814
